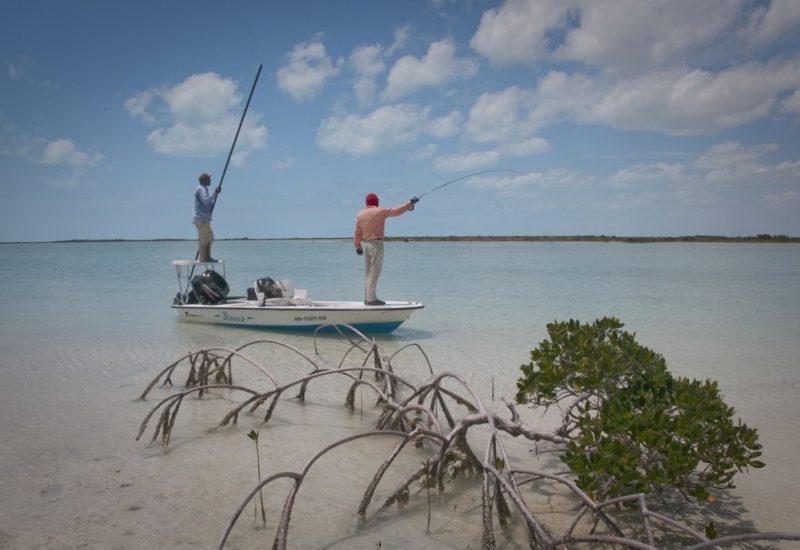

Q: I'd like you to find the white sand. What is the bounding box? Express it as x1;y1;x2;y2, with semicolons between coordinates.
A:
0;340;798;549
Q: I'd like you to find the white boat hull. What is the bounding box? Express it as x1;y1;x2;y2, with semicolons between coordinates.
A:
173;299;423;333
170;259;423;333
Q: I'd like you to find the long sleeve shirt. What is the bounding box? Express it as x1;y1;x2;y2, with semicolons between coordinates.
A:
354;202;412;247
193;184;218;223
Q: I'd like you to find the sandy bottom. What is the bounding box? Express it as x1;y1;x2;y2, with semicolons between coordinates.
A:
0;337;798;549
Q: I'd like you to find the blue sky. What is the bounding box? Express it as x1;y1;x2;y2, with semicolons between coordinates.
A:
2;0;800;241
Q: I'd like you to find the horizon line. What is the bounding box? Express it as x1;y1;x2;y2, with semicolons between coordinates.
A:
2;234;799;245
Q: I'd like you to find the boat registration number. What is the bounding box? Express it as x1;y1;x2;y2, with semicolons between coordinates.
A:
222;312;247;323
295;315;327;322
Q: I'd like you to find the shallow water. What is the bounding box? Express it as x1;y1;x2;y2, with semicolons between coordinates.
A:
0;240;798;547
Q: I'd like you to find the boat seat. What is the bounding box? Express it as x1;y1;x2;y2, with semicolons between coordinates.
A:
254;278;309;306
293;288;308;299
276;279;294;297
284;281;309;304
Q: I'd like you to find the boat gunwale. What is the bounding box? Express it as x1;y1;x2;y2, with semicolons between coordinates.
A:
171;301;425;313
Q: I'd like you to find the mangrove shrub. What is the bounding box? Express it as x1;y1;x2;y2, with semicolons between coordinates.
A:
515;317;764;503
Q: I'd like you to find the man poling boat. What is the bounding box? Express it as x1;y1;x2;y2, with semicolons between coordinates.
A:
192;64;263;262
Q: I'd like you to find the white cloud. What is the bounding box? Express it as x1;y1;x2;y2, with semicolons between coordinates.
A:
694;141;800;185
471;0;795;74
1;134;41;160
163;73;239;121
470;0;568;66
350;44;386;105
425;110;462;138
590;190;664;211
7;57;36;82
781;89;800;115
557;0;740;73
465;86;536;143
39;139;102;168
387;25;411;56
527;57;800;135
460;87;551;160
760;190;800;208
465;168;593;195
316;104;459;156
382;38;479;101
348;26;415;106
694;141;779;171
741;0;800;48
272;157;295;171
608;162;689;187
409;143;438;161
433;150;501;172
8;64;25;80
705;157;800;186
124;89;161;124
465;1;800;143
45;175;81;189
501;137;550;156
147;122;226;157
0;128;103;177
126;72;268;160
277;37;342;102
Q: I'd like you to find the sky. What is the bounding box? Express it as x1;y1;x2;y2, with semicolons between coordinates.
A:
2;0;800;241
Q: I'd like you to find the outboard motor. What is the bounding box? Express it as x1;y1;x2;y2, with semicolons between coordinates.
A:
191;270;230;304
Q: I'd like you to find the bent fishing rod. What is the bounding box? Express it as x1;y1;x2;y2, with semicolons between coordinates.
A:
210;63;263;216
414;168;528;201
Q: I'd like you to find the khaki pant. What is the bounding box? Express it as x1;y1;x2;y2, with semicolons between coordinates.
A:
362;239;384;302
194;220;214;261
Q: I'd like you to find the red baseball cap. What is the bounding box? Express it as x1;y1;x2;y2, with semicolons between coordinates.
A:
365;193;379;206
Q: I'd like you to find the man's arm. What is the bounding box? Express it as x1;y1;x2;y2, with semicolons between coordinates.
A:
196;187;217;207
385;201;413;218
354;218;363;254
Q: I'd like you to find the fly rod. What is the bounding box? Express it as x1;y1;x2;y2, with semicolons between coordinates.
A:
415;169;528;201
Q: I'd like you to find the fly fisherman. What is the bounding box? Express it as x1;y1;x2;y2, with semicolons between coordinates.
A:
354;193;419;305
193;172;221;262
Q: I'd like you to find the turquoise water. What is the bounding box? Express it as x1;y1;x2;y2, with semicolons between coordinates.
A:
4;239;796;391
1;240;798;547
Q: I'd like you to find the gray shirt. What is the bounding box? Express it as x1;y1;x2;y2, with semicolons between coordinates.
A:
193;184;218;223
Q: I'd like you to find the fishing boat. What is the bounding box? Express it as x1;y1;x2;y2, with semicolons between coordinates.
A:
171;260;423;333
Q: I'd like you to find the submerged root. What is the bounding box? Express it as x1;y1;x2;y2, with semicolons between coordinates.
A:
136;334;800;549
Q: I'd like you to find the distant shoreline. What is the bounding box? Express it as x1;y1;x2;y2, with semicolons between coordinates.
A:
2;234;799;244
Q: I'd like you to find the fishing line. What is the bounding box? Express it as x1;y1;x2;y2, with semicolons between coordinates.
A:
416;169;528;200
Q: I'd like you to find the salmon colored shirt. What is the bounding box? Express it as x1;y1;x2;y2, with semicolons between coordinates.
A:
354;202;412;247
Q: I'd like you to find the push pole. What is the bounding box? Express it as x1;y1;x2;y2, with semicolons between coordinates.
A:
210;63;263;215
